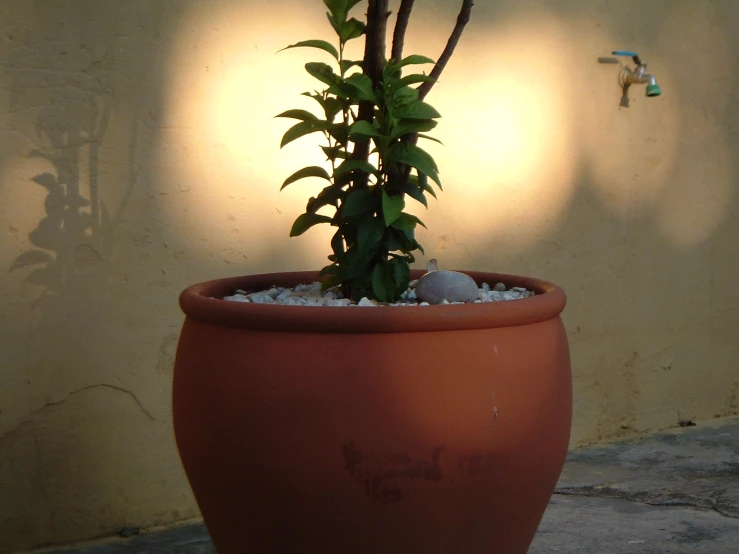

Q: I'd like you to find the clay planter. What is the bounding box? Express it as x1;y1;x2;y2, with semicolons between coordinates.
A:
173;270;571;554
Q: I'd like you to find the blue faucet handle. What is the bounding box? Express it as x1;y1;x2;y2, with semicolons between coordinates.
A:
612;50;642;64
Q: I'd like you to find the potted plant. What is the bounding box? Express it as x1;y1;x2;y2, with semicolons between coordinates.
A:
173;1;571;553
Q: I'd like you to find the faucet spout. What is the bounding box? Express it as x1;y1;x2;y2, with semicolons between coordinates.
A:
608;50;662;106
622;64;662;99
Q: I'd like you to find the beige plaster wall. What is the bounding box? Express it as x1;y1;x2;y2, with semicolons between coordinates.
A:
1;0;737;550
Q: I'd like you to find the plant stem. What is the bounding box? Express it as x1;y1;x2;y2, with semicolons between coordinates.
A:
351;0;390;186
391;0;415;62
417;0;474;100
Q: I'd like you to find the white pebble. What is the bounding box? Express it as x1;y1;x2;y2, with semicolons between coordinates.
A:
248;292;274;304
223;278;535;307
223;294;250;302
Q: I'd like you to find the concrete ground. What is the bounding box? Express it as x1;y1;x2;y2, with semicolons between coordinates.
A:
33;416;739;554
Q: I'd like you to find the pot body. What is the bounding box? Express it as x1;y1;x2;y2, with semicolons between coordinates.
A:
173;271;571;554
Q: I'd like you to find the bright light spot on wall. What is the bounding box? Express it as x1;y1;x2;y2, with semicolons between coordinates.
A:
421;11;578;252
161;1;337;267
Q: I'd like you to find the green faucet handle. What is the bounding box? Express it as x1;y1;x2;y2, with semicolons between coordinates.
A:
646;83;662;97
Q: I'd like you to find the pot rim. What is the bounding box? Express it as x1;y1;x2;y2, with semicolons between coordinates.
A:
179;270;567;333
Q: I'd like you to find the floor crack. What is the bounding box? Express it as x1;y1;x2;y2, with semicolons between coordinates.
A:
554;486;739;520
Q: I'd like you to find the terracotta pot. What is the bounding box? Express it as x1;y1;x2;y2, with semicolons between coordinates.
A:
173;270;571;554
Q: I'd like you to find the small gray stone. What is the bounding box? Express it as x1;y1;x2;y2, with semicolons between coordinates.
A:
493;282;506;292
357;297;377;307
415;270;479;305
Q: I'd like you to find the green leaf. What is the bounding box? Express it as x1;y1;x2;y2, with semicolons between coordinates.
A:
346;73;375;99
331;228;345;256
396;180;428;208
330;73;375;102
340;18;366;42
396;54;436;68
327;125;350;148
305;62;340;86
390;119;438;140
357;216;385;252
280;40;338;61
396;73;436;88
281;166;331;190
418;133;443;145
326;11;341;34
341;246;372;280
342;188;377;217
324;0;362;27
275;109;319;122
307;184;343;213
334;160;379;182
371;263;393;303
386;55;436;78
349;120;382;140
321;145;346;162
393;85;419;104
320;273;342;291
340;59;363;74
382;189;405;226
319;262;338;278
387;142;441;188
322;97;343;120
280;120;335;148
391;212;427;231
391;257;412;297
393;100;441;120
290;213;334;236
418;172;438;197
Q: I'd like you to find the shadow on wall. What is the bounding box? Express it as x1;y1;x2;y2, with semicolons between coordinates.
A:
0;1;203;551
0;0;738;552
10;77;123;292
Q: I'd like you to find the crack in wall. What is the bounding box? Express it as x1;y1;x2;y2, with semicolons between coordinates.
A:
554;486;739;520
0;383;155;441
